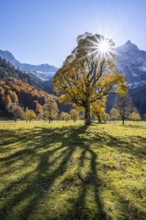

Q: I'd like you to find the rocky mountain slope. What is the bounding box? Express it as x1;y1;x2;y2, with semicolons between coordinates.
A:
115;40;146;89
0;50;58;81
114;41;146;115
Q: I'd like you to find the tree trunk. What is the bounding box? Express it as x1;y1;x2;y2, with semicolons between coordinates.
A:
85;96;91;126
97;114;101;123
122;116;125;125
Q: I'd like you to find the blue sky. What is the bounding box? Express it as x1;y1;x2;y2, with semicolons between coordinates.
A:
0;0;146;67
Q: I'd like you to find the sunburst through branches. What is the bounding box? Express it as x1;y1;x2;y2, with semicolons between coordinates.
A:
86;35;115;60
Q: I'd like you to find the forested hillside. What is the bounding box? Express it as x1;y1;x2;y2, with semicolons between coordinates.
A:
0;58;57;118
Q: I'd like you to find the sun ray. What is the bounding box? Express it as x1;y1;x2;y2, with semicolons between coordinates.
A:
86;36;115;61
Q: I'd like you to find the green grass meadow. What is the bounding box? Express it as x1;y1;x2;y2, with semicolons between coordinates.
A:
0;120;146;220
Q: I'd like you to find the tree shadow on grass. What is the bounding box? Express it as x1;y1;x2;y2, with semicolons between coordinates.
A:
112;187;146;220
106;135;146;159
0;125;107;220
0;124;146;219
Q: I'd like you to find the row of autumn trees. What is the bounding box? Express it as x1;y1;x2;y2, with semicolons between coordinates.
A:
0;77;58;120
0;92;141;123
0;78;80;122
0;89;80;122
0;74;141;123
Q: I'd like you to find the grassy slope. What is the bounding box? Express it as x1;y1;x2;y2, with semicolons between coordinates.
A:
0;121;146;220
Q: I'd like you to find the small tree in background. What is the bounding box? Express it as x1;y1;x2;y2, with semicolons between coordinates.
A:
114;95;134;125
129;111;141;121
60;112;71;122
37;111;44;120
110;108;120;121
43;98;59;123
91;98;107;123
102;113;110;123
33;100;43;115
24;108;36;122
11;103;24;121
70;109;79;122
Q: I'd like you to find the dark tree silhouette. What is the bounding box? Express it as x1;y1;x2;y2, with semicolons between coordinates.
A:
114;95;134;125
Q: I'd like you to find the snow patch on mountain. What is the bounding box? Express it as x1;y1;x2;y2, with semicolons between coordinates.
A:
138;66;146;72
128;80;146;89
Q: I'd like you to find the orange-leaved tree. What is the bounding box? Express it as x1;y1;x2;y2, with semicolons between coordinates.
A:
53;33;127;126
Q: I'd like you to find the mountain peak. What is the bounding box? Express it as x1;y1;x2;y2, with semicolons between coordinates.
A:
116;40;138;51
125;40;132;45
0;49;16;60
